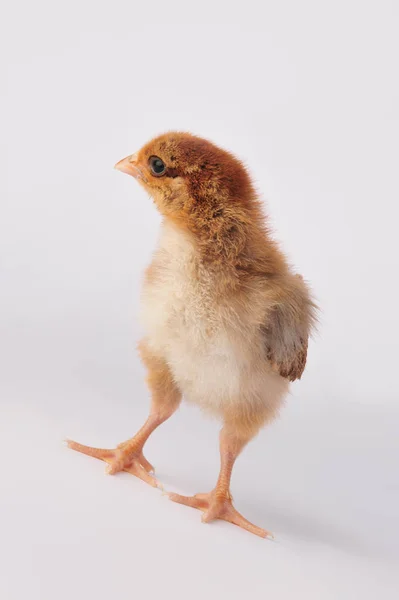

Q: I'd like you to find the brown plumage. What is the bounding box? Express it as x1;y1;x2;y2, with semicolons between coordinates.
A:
68;132;317;538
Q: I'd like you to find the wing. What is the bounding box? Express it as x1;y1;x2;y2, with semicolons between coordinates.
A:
263;275;317;382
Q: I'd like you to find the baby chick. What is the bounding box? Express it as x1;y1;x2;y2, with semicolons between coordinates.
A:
68;132;317;538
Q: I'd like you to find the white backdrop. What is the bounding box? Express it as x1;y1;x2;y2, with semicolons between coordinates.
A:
2;2;399;599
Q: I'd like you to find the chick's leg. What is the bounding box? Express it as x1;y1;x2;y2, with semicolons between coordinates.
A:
67;343;181;488
169;425;272;538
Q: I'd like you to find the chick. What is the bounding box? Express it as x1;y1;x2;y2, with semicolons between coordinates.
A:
68;132;317;538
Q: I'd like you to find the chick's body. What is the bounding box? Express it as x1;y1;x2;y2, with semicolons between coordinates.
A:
141;220;288;428
68;132;316;538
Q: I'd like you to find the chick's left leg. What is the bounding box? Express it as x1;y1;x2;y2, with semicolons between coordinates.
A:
169;425;273;539
66;406;172;488
67;343;181;488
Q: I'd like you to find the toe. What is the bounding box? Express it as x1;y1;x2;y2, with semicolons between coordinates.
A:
139;452;155;473
224;506;273;539
66;440;114;461
125;462;161;488
168;493;208;509
193;493;210;501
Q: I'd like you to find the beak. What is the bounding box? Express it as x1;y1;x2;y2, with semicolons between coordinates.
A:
114;153;147;182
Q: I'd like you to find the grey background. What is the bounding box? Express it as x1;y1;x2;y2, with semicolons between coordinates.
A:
2;1;399;598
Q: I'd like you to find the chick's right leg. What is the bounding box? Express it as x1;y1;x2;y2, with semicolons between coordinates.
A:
168;423;273;538
67;341;181;488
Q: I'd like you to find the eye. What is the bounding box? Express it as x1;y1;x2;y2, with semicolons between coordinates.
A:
149;156;166;177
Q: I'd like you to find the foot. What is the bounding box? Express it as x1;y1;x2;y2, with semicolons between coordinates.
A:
66;439;161;488
168;490;273;539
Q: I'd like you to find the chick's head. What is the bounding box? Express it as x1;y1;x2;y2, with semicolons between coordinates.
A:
115;132;256;222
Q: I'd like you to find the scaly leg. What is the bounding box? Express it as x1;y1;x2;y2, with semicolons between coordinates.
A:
68;342;181;488
169;426;273;538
